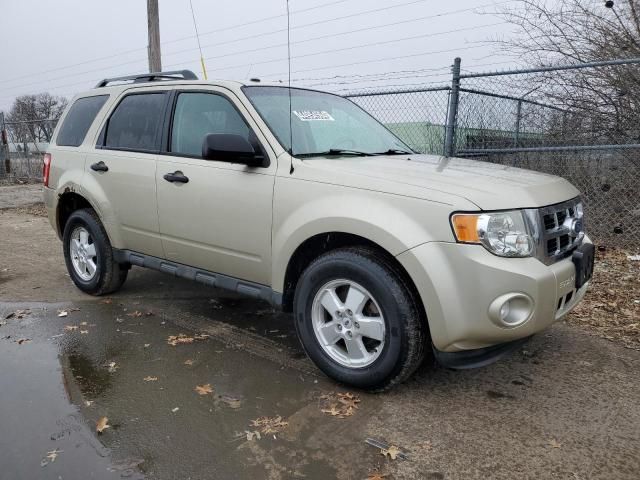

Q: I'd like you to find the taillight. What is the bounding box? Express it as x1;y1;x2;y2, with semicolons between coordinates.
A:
43;153;52;187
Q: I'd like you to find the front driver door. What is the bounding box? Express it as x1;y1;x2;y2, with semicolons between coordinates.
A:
156;89;276;286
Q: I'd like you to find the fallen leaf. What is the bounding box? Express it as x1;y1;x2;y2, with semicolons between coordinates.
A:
106;362;118;373
219;394;242;409
319;391;360;418
321;404;342;416
143;376;158;382
145;311;154;316
183;359;194;365
367;471;388;480
381;445;402;460
167;334;194;346
64;325;79;331
127;310;143;318
96;416;110;433
16;338;31;345
549;439;562;448
46;448;63;462
250;416;288;434
245;430;261;441
195;383;214;395
57;310;68;318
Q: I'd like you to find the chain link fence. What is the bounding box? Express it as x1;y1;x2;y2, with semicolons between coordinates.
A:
1;58;638;249
346;57;640;250
0;115;57;184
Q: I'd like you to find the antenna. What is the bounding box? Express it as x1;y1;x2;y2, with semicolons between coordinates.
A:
286;0;294;174
189;0;208;80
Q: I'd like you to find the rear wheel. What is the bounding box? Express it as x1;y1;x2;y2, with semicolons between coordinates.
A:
293;247;427;391
62;208;128;295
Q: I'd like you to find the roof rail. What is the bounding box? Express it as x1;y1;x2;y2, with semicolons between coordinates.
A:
95;70;198;88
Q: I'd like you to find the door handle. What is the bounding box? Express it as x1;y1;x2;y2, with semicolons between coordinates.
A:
163;171;189;184
90;161;109;172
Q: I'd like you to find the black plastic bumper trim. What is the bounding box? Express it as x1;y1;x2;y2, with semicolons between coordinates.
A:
433;335;533;370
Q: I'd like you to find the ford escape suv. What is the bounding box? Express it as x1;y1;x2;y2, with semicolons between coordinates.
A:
43;70;594;390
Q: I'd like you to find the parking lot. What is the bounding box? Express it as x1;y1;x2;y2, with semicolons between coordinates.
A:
1;186;639;480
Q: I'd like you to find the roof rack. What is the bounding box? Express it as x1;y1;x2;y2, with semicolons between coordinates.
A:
95;70;198;88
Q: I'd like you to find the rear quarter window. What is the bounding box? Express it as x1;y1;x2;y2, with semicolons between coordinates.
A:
56;95;109;147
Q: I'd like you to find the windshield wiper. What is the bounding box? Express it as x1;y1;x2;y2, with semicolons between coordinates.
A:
372;149;413;155
296;148;375;158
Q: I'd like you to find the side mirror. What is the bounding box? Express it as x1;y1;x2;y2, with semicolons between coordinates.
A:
201;133;266;167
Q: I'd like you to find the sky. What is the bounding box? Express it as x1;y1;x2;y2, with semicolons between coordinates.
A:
0;0;521;112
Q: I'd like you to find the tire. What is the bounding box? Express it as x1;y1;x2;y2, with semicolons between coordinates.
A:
293;247;427;391
62;208;128;295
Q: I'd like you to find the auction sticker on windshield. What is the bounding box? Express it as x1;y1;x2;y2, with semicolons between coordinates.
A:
293;110;335;121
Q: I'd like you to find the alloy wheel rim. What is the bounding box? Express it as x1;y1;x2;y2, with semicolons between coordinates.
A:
70;226;97;281
311;279;386;368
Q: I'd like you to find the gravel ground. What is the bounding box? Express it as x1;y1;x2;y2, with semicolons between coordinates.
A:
1;188;639;479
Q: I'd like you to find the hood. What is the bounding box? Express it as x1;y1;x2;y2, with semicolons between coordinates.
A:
295;154;580;210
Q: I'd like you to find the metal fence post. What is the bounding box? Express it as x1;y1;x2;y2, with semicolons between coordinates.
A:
444;57;461;157
0;112;8;176
513;99;522;147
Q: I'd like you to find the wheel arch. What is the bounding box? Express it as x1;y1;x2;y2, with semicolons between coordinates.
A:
57;190;96;237
279;232;427;329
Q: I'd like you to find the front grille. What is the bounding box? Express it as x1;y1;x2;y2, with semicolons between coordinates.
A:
537;198;584;264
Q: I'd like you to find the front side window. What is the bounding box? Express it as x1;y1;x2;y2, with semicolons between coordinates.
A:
170;92;250;157
57;95;109;147
105;93;166;151
243;86;411;157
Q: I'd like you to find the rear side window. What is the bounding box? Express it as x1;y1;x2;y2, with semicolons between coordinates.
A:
56;95;109;147
105;93;166;151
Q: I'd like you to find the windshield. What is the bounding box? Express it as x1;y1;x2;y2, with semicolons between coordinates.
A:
243;86;412;157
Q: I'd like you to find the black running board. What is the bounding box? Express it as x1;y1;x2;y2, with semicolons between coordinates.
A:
113;249;283;306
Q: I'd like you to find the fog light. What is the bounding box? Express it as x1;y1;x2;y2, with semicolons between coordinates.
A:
489;293;534;328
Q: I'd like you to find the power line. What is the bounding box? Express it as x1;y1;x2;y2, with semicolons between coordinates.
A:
0;44;486;103
0;0;350;86
166;0;511;60
163;23;506;74
1;19;504;97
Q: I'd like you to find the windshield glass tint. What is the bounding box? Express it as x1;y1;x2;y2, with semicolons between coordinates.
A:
243;87;410;156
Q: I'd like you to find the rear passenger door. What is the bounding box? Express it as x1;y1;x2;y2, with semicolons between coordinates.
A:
87;90;169;258
156;88;276;286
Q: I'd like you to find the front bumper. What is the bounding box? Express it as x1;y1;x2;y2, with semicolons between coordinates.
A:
397;238;591;353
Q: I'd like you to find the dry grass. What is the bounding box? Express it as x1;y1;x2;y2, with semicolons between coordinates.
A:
567;248;640;350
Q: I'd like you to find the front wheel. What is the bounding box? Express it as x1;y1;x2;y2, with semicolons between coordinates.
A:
293;247;427;391
62;208;128;295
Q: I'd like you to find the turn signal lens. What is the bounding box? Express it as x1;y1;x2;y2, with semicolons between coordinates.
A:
451;214;479;243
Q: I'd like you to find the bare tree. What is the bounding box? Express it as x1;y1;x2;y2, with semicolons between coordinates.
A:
6;93;67;149
492;0;640;142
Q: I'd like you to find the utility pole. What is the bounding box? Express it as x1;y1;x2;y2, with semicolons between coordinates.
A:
147;0;162;72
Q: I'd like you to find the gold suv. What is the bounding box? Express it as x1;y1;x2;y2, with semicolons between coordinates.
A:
43;70;594;390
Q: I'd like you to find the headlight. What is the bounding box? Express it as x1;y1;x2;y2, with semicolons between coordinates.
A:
451;210;535;257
